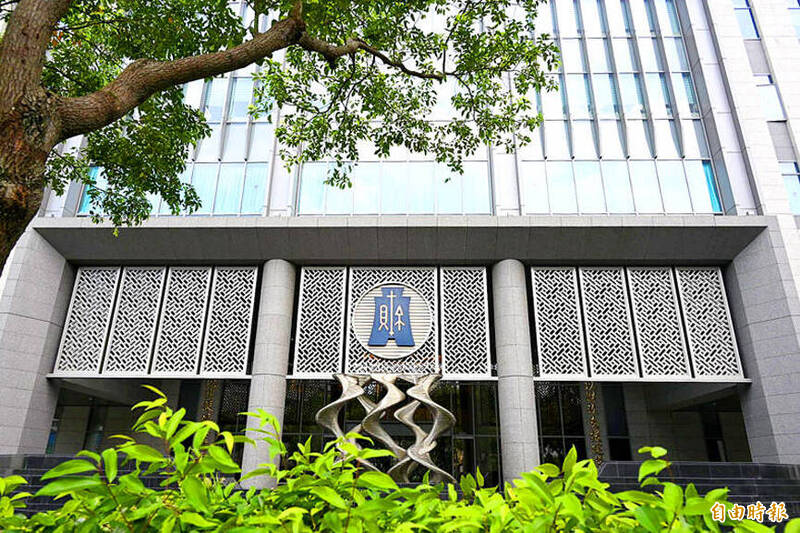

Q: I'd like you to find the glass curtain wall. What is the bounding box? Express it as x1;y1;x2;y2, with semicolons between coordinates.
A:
519;0;722;215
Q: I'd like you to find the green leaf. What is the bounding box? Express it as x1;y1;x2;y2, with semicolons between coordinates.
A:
535;463;560;478
563;446;577;476
357;471;399;491
181;476;209;513
638;446;668;458
180;512;218;528
638;459;669;482
102;449;118;483
36;475;103;496
41;459;96;480
123;444;167;464
662;482;683;511
784;518;800;533
634;506;662;533
141;384;167;399
208;445;238;468
310;486;348;510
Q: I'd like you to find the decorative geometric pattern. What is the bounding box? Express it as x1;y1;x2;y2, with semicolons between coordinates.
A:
293;268;347;376
102;267;166;375
200;267;258;375
676;267;742;377
627;267;690;377
530;267;587;378
579;268;638;377
346;267;438;375
151;267;213;375
440;268;491;377
55;267;120;374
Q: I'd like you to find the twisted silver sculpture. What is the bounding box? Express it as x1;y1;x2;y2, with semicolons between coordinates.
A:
315;373;456;484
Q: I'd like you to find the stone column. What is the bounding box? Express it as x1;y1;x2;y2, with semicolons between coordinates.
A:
0;229;73;454
492;259;539;483
241;259;296;488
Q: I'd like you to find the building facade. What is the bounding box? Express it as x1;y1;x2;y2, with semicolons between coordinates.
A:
3;0;800;484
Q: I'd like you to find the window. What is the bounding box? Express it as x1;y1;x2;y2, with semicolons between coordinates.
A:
547;161;579;212
536;383;587;465
790;0;800;38
602;385;632;461
755;75;786;121
733;0;759;39
781;162;800;214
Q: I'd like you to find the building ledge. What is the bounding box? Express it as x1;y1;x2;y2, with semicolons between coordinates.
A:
31;214;769;264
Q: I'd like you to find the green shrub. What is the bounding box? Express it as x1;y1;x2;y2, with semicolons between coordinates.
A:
0;386;796;532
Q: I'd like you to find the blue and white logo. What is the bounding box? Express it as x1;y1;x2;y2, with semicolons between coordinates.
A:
352;282;432;360
368;286;414;347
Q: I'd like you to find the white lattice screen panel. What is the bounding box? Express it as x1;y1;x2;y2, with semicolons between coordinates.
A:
627;268;690;378
292;267;347;377
531;268;586;378
54;265;258;377
55;267;120;374
440;268;491;377
529;266;743;381
580;267;638;378
102;267;166;375
200;267;258;375
676;268;742;378
346;267;439;375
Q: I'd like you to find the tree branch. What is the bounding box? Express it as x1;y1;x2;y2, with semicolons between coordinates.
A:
56;13;306;140
0;0;73;112
298;33;444;81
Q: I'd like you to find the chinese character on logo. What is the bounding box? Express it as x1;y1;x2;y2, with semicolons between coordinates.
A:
368;287;414;347
747;501;766;522
767;502;789;523
728;504;745;521
711;502;726;523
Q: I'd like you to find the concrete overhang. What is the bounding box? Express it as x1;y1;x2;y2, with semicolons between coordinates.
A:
31;214;770;265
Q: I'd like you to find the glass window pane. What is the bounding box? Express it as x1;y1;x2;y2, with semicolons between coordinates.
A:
586;39;612;72
326;178;353;215
602;161;635;213
351;163;379;214
655;0;681;35
684;160;716;213
657;160;692;213
605;0;631;35
463;162;491;213
547;161;578;213
637;37;661;71
542;75;566;119
663;38;689;71
594;74;619;118
298;163;326;214
380;162;408;214
619;73;646;117
78;167;104;215
646;73;671;118
222;123;247;161
248;123;273;162
757;82;785;121
653;119;680;158
572;120;597;158
436;164;463;214
629;160;663;212
783;163;800;214
574;161;606;212
408;162;435;213
544;121;572;158
517;129;544;160
791;8;800;38
196;123;222;162
735;9;759;39
228;77;254;121
681;120;709;158
672;73;698;116
191;163;218;214
561;39;586;73
579;0;605;36
555;0;579;36
599;120;625;158
241;163;268;214
566;74;592;117
202;78;227;122
520;161;549;213
612;38;635;71
214;164;244;214
629;0;655;34
537;0;555;35
626;119;653;157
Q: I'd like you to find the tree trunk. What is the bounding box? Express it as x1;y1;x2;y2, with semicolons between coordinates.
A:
0;89;61;275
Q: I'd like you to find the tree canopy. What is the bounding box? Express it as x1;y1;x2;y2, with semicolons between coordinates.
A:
0;0;558;272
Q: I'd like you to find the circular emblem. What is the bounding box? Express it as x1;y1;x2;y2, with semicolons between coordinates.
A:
352;282;433;360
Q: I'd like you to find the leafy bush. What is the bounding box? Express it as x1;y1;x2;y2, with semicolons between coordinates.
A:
0;386;796;532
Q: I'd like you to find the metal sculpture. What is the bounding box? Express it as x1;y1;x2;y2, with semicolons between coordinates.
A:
315;373;456;484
